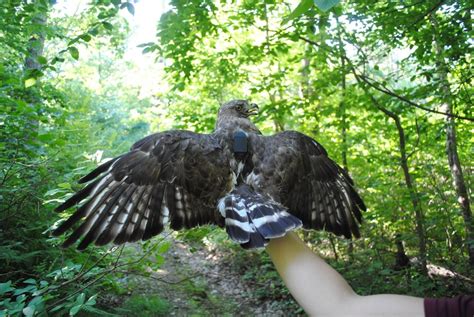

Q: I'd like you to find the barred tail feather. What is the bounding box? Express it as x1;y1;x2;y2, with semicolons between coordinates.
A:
219;185;302;249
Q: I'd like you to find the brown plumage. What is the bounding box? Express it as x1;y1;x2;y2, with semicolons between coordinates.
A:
53;100;365;250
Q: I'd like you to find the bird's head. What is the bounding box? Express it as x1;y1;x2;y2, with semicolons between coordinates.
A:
218;100;259;119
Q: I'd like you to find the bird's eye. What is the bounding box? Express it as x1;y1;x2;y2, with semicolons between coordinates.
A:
236;105;243;111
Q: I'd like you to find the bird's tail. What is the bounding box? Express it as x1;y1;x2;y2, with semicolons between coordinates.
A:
218;185;302;249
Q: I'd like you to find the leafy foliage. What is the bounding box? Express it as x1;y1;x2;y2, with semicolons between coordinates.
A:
120;294;170;317
151;0;473;298
0;0;473;315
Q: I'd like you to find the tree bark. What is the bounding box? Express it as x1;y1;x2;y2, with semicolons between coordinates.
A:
24;1;55;136
394;234;410;270
336;19;352;258
25;8;46;135
25;1;55;72
301;55;311;99
344;50;428;272
369;96;428;274
336;24;348;171
300;22;315;99
431;15;474;266
328;235;339;261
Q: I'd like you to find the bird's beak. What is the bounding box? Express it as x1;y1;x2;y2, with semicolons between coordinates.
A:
246;103;259;116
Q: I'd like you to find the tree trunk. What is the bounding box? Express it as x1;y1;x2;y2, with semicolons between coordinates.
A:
349;55;428;272
394;234;410;270
336;20;352;258
444;115;474;265
431;15;474;266
370;98;428;274
25;1;55;74
24;1;55;136
300;22;315;99
337;33;348;171
24;9;46;132
301;55;311;98
392;112;427;273
328;235;339;261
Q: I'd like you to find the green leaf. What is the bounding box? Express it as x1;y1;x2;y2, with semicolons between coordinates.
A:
137;42;155;48
282;0;313;24
22;306;35;317
69;304;82;316
44;188;67;197
25;78;36;88
49;304;65;313
24;279;37;285
68;38;79;46
58;182;72;190
80;34;92;42
85;295;97;306
37;56;47;65
155;254;164;266
68;47;79;60
16;294;26;304
0;281;14;295
102;22;113;31
156;241;171;254
38;132;54;142
142;46;156;54
89;27;99;36
51;56;65;64
313;0;340;11
28;296;44;309
13;285;36;296
75;293;85;305
125;3;135;15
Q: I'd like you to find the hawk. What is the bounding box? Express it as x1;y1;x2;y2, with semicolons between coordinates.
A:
53;100;365;250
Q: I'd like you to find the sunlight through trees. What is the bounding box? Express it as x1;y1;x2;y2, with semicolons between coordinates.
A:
1;0;472;315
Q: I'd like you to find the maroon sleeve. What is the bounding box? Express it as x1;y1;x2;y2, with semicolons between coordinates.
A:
424;295;474;317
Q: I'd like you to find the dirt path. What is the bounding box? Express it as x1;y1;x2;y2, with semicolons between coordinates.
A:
117;235;300;316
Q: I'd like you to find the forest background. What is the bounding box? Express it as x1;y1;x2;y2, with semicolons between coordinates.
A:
0;0;473;315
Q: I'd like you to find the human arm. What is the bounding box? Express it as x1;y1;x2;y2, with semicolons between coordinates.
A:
266;232;424;317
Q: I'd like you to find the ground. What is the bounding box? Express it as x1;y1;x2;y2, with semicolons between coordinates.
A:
94;230;474;316
105;233;303;316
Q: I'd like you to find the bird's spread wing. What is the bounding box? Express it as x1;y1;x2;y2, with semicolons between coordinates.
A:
253;131;365;239
53;131;232;250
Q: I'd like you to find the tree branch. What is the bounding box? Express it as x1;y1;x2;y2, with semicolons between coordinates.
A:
297;35;474;122
407;0;445;28
115;270;201;285
46;234;172;312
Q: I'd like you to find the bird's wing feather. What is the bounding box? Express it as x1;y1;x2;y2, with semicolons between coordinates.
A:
53;131;231;249
256;131;365;239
